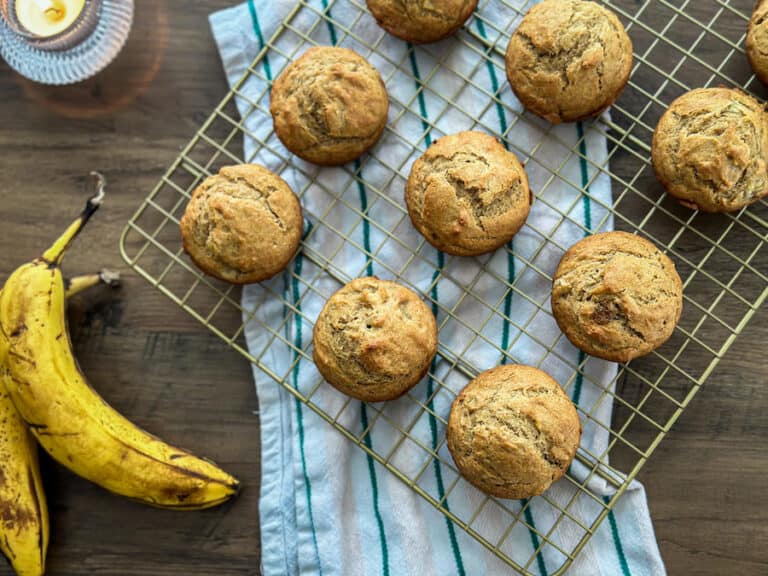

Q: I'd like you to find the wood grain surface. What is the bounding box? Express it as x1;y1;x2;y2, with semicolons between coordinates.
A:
0;1;765;575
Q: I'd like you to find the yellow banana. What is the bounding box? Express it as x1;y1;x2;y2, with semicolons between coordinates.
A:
0;270;112;576
0;183;239;510
0;370;48;576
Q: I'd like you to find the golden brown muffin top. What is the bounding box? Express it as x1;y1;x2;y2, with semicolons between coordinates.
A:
405;131;532;257
447;365;581;499
180;164;303;284
312;277;438;402
505;0;633;124
366;0;478;44
551;231;683;363
747;0;768;85
651;87;768;213
270;47;389;166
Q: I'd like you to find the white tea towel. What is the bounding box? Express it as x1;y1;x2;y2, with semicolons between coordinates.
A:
210;1;667;574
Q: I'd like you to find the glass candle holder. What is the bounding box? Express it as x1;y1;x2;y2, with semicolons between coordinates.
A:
0;0;133;85
1;0;102;50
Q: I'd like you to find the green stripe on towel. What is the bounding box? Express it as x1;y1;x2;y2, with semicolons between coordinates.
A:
572;122;593;407
476;18;548;576
291;231;324;576
408;42;466;576
580;122;630;573
247;0;272;81
474;19;516;368
603;496;632;576
322;5;390;574
248;3;323;572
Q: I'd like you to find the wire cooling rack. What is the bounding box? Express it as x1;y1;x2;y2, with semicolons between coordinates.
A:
120;0;767;573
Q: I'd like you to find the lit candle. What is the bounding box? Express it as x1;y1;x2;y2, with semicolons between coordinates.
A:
14;0;86;38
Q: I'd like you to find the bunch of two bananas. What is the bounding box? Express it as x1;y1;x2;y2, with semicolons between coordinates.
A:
0;176;239;576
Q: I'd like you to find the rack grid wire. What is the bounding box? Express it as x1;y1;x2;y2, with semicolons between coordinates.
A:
120;0;767;574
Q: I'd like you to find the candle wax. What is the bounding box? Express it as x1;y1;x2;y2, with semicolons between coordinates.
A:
15;0;86;38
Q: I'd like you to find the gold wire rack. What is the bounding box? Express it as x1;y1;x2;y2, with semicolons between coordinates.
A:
120;0;767;573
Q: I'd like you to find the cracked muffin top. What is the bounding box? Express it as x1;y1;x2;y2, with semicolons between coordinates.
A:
505;0;633;124
313;277;438;402
747;0;768;85
270;47;389;166
551;231;683;363
366;0;478;44
405;131;532;257
651;87;768;213
447;364;581;499
180;164;303;284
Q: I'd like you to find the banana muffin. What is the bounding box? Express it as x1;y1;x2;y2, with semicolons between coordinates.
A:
447;365;581;499
180;164;303;284
505;0;633;124
313;277;438;402
747;1;768;85
404;131;532;256
651;87;768;213
270;47;389;165
551;231;683;363
366;0;478;44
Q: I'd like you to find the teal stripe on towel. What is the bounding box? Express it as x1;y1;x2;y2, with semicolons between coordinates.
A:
572;122;593;407
355;159;375;277
408;42;466;576
322;4;390;574
474;19;516;367
580;122;631;575
247;0;272;81
291;230;324;575
603;496;632;576
476;18;548;576
248;3;322;572
354;161;390;575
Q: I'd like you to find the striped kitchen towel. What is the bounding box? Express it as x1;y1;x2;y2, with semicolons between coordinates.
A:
210;1;667;574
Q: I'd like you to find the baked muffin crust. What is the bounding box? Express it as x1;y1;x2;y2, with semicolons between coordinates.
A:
447;365;581;499
270;47;389;165
180;164;303;284
505;0;633;123
747;0;768;85
313;277;438;402
652;87;768;212
366;0;478;44
551;231;683;363
405;131;532;256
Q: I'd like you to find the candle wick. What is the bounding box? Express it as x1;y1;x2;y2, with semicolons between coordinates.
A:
32;0;65;21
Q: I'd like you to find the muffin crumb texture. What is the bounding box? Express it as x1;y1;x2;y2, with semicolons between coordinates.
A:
313;278;437;402
551;231;683;363
405;131;531;256
366;0;478;44
270;47;389;165
180;164;303;284
505;0;632;123
447;365;581;499
652;87;768;213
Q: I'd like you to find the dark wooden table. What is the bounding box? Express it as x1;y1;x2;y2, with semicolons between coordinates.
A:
0;1;765;574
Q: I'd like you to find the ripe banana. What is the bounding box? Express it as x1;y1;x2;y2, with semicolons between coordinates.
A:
0;185;240;510
0;270;115;576
0;371;48;576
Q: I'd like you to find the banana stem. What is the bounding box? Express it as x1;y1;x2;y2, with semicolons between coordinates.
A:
64;269;120;299
41;172;106;266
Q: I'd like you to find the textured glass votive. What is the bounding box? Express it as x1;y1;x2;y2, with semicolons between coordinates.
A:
1;0;102;50
0;0;133;85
